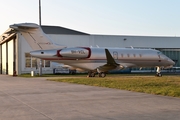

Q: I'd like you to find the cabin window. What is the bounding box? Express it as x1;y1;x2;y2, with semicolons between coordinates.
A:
121;54;123;58
133;54;136;57
113;51;118;59
139;54;142;57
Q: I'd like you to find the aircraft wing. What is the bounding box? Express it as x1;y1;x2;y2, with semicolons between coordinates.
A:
97;49;121;72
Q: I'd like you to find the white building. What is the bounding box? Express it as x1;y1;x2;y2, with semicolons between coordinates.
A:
0;24;179;75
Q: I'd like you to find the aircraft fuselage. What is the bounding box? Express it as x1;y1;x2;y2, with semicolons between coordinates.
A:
30;47;174;71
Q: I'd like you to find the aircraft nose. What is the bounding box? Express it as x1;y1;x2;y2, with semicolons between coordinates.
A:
170;59;175;65
167;58;175;66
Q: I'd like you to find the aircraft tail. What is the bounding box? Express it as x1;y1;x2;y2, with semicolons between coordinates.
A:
9;23;66;50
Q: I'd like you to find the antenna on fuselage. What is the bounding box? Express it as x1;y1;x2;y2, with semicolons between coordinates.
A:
96;45;100;48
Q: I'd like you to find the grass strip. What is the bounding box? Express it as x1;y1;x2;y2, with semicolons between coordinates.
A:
48;75;180;98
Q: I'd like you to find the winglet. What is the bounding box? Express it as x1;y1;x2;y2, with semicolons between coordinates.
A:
105;49;118;65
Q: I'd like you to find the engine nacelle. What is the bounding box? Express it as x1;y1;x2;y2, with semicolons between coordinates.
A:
58;47;91;59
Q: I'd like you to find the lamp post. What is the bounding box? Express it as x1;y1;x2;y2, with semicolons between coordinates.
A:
39;0;42;76
39;0;41;26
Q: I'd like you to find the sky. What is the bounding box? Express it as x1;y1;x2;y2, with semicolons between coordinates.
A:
0;0;180;36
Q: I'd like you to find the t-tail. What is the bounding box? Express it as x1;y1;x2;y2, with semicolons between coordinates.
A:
9;23;66;50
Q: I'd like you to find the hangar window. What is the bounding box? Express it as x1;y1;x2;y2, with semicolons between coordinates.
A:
25;53;31;68
35;59;50;68
32;58;37;68
25;53;50;68
37;59;50;68
37;59;44;68
44;60;50;67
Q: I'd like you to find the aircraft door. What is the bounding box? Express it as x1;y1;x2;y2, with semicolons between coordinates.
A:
113;51;118;59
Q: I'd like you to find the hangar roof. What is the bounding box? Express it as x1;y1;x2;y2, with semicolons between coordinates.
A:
41;25;89;35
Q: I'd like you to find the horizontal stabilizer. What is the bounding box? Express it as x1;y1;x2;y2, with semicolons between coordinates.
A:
10;23;67;50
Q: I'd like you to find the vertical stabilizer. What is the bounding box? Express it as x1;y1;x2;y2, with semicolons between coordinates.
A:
10;23;66;50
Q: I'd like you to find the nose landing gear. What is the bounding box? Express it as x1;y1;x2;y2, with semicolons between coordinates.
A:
156;66;162;77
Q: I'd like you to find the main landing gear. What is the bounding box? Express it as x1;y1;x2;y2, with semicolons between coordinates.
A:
156;66;162;77
98;72;106;78
87;72;96;77
87;71;106;78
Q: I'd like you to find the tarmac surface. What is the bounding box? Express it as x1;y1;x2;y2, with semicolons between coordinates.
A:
0;75;180;120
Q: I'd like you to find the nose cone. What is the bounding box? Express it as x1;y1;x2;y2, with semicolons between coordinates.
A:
165;58;175;68
165;56;175;65
170;59;175;66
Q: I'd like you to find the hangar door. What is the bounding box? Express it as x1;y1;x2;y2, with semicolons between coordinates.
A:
0;28;16;75
2;43;7;74
8;40;14;75
1;40;15;75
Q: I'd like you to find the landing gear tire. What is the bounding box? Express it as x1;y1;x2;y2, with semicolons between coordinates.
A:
87;72;96;77
91;73;95;77
98;72;106;78
156;73;162;77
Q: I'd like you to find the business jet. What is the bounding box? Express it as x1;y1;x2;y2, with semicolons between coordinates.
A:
9;23;175;77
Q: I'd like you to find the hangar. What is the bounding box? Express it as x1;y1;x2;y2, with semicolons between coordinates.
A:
0;23;180;75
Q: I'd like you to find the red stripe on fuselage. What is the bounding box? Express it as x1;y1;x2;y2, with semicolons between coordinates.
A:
57;49;62;57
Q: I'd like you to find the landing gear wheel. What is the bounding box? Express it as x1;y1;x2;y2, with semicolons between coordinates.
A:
156;73;162;77
91;73;95;77
98;72;106;78
101;73;106;78
87;72;96;77
87;72;92;77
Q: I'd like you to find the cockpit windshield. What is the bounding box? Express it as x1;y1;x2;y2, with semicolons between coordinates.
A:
157;52;163;55
157;51;168;60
